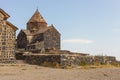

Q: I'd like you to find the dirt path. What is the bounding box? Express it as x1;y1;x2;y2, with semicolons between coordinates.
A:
0;64;120;80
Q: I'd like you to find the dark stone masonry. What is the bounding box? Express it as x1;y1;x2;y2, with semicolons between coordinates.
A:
25;54;61;65
0;8;18;63
17;9;60;51
24;53;116;68
60;54;116;67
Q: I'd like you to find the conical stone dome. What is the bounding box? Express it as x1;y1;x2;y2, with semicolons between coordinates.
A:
27;9;47;32
28;9;46;23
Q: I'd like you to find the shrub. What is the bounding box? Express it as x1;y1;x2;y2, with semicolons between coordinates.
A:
110;62;120;67
79;61;88;66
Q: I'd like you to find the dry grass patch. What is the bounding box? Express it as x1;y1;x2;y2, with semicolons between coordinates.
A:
80;62;120;69
41;62;61;68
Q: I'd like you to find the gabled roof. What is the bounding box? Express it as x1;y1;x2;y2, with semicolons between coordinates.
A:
21;25;60;36
34;28;48;35
0;8;10;20
6;21;18;30
34;25;60;35
47;24;61;35
27;9;46;23
21;29;47;36
21;29;32;36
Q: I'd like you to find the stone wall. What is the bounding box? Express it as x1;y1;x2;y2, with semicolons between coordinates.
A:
24;53;116;68
94;56;116;63
17;30;27;49
60;54;116;67
0;8;17;63
60;54;93;67
25;54;60;65
44;26;60;50
15;52;26;60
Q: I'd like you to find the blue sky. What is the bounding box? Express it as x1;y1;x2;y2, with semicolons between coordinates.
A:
0;0;120;60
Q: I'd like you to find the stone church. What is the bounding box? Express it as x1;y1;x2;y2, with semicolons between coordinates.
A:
0;8;18;63
17;9;60;52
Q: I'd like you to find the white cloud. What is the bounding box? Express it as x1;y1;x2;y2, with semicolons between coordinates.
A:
62;39;94;44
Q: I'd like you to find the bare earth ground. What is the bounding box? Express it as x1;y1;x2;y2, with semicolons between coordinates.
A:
0;64;120;80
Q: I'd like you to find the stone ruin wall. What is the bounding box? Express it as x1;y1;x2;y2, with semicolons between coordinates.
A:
24;53;116;68
25;54;61;65
60;54;116;67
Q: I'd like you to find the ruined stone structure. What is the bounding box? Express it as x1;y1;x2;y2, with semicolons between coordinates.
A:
17;9;60;52
0;8;18;63
16;9;118;68
25;54;116;68
0;8;118;67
